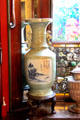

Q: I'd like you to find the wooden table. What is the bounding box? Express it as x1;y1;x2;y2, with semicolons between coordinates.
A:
1;101;80;120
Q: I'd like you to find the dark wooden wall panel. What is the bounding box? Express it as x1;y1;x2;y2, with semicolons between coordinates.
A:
32;0;51;18
40;0;51;18
10;0;22;110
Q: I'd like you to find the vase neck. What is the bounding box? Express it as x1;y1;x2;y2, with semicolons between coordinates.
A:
31;22;49;48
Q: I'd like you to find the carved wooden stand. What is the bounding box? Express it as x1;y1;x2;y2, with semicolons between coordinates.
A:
27;92;56;116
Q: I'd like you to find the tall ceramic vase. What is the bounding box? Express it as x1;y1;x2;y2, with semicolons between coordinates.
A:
24;18;56;98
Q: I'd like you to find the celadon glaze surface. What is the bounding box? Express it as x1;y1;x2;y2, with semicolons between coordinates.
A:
24;18;56;97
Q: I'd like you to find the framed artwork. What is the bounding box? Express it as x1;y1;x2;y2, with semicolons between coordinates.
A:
52;0;80;43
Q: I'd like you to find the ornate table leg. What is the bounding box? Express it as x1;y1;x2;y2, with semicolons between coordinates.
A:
51;97;56;114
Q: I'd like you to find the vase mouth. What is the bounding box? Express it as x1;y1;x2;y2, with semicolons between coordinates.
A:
25;18;53;23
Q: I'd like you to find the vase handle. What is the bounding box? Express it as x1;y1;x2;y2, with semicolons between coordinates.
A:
10;0;16;28
21;21;31;27
21;21;31;44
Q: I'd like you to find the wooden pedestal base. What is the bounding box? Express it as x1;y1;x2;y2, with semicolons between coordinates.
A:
69;104;80;114
27;92;56;116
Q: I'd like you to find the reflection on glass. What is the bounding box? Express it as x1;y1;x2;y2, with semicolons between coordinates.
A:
53;0;80;43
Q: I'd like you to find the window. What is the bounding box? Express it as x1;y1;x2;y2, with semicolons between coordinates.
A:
53;0;80;43
51;0;80;93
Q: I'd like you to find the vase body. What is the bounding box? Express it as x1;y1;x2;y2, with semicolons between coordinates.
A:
24;18;56;97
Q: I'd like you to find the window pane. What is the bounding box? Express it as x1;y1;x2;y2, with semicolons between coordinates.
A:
53;0;80;43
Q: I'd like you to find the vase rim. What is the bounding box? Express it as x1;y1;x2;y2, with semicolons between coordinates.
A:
24;18;53;23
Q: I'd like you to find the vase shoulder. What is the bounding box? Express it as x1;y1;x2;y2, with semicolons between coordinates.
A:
25;48;56;58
